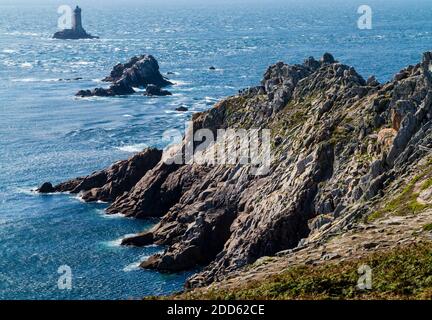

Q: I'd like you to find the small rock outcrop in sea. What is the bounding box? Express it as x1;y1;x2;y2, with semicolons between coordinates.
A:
144;84;172;96
175;106;188;112
41;52;432;290
37;182;55;193
76;55;172;97
53;6;98;40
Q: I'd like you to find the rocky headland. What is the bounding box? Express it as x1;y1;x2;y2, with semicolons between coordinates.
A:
76;55;172;97
39;52;432;298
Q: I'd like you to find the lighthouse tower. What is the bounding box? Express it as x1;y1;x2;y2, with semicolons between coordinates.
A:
53;5;99;39
72;6;84;32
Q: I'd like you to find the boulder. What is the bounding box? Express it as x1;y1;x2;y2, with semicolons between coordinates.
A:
144;84;172;96
320;52;336;64
37;182;55;193
175;106;189;112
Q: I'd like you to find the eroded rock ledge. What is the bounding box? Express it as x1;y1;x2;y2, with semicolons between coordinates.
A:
39;52;432;289
38;148;162;202
76;55;173;97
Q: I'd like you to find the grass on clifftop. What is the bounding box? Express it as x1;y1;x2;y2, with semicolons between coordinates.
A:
368;168;432;222
175;243;432;300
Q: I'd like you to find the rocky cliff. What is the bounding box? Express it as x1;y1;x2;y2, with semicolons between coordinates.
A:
40;52;432;291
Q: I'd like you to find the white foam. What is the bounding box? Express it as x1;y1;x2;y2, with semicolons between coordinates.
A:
100;212;124;219
123;261;142;272
14;187;38;196
105;233;138;247
105;238;123;247
122;114;134;118
4;31;40;36
20;62;33;69
172;80;189;86
74;194;87;203
123;254;154;272
115;143;148;153
74;61;92;66
2;49;16;54
12;78;58;83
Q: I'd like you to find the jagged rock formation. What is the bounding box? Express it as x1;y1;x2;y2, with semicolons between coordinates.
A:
53;6;98;40
40;52;432;290
76;55;172;97
38;148;161;202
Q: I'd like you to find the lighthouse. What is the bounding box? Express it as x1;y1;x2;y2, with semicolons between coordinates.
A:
72;6;84;32
53;5;99;39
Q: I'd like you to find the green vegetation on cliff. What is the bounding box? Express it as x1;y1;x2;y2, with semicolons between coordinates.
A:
177;243;432;300
369;160;432;222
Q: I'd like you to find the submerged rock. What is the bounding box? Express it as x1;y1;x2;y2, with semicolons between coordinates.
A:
175;106;188;112
144;84;172;96
76;55;172;97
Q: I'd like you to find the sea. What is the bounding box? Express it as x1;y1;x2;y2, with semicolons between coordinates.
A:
1;0;432;299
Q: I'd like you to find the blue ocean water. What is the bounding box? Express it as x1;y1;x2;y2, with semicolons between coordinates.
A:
1;0;432;300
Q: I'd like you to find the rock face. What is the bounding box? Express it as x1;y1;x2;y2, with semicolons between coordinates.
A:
53;6;98;40
38;148;162;203
41;52;432;290
76;55;172;97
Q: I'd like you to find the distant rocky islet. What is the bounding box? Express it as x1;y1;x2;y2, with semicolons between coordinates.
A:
75;54;173;97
